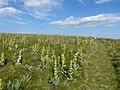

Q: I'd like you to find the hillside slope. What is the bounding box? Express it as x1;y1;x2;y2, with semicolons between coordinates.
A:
0;33;119;90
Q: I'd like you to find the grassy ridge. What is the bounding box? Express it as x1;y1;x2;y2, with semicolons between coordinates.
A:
0;33;119;90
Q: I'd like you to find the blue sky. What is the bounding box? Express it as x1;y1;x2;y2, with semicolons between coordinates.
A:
0;0;120;38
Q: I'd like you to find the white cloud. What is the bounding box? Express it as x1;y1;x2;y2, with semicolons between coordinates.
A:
0;0;62;19
20;0;62;19
23;0;51;7
0;15;31;25
94;0;112;4
50;14;120;27
0;7;21;15
20;0;61;8
23;6;51;19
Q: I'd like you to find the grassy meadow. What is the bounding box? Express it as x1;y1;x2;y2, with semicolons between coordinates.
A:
0;33;120;90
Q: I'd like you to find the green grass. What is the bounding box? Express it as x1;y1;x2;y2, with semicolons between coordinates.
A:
0;33;119;90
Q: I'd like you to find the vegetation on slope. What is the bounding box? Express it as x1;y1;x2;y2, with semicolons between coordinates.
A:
0;33;119;90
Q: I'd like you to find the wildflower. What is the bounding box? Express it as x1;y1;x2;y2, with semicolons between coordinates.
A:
0;53;6;66
0;78;3;89
15;44;18;49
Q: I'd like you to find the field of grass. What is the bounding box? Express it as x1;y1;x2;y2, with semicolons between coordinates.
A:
0;33;120;90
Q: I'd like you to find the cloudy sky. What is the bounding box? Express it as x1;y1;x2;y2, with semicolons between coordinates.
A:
0;0;120;38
